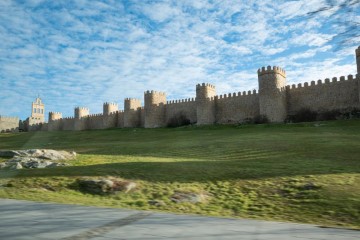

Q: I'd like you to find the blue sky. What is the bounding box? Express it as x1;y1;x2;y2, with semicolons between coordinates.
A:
0;0;359;120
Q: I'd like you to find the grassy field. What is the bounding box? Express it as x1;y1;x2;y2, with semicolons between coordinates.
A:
0;120;359;229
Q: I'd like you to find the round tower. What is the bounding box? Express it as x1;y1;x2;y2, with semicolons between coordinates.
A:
356;46;360;74
196;83;216;100
258;66;287;122
48;112;62;122
196;83;216;125
124;98;141;111
144;91;166;128
124;98;141;127
74;107;89;119
103;102;118;115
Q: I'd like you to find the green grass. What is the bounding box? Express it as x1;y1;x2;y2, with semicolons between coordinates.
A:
0;120;359;229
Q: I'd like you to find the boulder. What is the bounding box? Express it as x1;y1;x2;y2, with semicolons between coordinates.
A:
23;160;52;169
113;181;137;193
9;162;23;170
148;200;166;207
170;191;210;204
76;178;137;195
77;179;114;195
0;150;18;158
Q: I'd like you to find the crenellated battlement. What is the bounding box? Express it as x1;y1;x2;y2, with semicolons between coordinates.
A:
0;116;19;121
87;113;103;118
125;98;141;101
144;90;166;96
287;74;356;90
103;102;118;106
257;66;286;78
196;83;215;89
63;116;75;120
167;98;196;104
103;102;118;115
49;111;62;115
215;90;258;100
75;106;89;119
109;110;119;115
124;98;141;111
49;111;62;122
75;107;89;111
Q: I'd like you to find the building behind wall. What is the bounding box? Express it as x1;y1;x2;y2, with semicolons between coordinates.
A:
26;97;45;131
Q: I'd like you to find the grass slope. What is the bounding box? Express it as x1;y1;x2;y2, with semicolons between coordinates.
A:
0;120;359;229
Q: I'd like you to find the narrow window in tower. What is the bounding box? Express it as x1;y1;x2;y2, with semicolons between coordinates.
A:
34;108;36;113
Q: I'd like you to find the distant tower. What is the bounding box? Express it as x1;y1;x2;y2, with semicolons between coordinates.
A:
31;97;45;122
103;102;118;115
356;46;360;74
258;66;287;122
48;112;62;122
124;98;141;127
196;83;216;125
144;91;166;128
74;107;89;119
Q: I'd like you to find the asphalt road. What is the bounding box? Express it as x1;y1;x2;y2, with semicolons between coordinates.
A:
0;199;358;240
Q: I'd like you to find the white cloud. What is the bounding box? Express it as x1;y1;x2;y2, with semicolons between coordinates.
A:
290;32;334;47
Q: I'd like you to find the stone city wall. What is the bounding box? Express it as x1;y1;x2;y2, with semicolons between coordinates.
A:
0;116;19;133
286;75;359;114
8;46;360;132
215;91;259;124
166;98;197;124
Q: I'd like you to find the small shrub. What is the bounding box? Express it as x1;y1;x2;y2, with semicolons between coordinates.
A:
253;115;269;124
317;110;341;121
243;118;253;124
287;108;318;123
242;115;268;124
167;112;191;128
338;108;360;120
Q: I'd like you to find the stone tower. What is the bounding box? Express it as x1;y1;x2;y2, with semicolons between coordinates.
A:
356;46;360;74
48;112;62;122
124;98;141;127
31;97;45;122
258;66;287;122
74;107;89;119
103;102;118;115
196;83;216;125
144;91;166;128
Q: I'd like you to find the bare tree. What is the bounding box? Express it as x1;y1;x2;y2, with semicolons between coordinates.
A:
307;0;360;49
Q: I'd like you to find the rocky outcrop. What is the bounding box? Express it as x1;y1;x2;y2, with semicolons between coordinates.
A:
0;149;76;160
0;149;75;169
75;178;137;195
